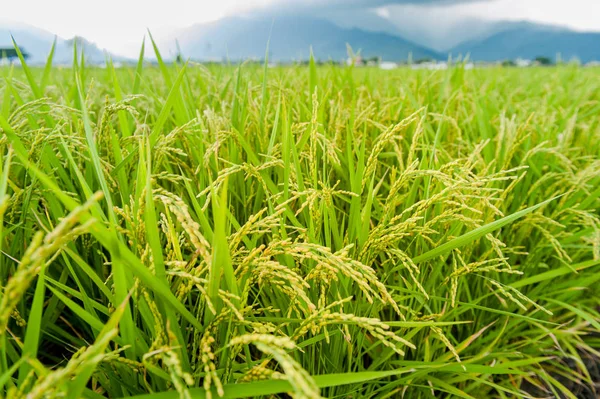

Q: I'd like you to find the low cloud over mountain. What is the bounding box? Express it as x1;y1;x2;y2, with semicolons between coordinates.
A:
2;0;600;65
171;15;441;62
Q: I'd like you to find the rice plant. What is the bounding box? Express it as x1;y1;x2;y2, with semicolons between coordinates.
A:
0;42;598;398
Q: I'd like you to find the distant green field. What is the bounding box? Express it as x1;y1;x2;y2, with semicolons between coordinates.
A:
0;45;599;398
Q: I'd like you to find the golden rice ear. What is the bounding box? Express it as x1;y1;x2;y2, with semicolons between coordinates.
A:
228;334;320;398
2;45;598;399
0;192;102;335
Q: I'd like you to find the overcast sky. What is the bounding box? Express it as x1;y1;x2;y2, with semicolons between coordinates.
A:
2;0;600;57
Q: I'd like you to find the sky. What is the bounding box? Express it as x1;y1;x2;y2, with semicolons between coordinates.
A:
2;0;600;57
416;0;600;29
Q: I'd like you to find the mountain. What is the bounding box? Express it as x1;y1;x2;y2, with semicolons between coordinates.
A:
169;15;442;62
320;8;406;39
1;21;57;63
451;22;600;63
0;20;120;64
305;6;600;63
5;15;600;65
322;9;600;63
322;8;499;52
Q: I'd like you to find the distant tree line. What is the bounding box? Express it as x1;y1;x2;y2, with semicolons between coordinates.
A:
502;56;553;67
0;47;29;62
535;56;553;65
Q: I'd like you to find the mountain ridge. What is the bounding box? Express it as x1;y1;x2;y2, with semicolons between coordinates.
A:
451;22;600;62
0;20;126;64
168;15;442;62
2;15;600;64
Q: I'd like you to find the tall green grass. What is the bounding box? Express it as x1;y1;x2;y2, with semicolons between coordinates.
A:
0;45;598;398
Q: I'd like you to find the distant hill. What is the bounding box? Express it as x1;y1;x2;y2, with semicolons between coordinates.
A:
451;22;600;63
312;10;600;63
323;8;501;52
173;14;600;65
1;20;121;64
170;15;442;62
4;16;600;65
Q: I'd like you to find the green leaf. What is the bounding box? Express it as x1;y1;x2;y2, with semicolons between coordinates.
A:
413;195;561;264
40;37;57;90
66;296;129;399
11;36;42;98
128;369;415;399
17;264;46;384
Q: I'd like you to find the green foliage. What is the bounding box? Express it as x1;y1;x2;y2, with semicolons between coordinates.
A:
0;46;598;399
0;48;29;62
534;56;553;65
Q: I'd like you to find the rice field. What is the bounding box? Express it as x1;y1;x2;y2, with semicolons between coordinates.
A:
0;43;599;398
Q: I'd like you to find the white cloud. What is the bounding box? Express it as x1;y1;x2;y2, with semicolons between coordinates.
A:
375;8;392;19
383;0;600;31
450;0;600;31
2;0;276;56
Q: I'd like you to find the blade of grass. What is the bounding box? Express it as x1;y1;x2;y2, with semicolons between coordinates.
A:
413;195;562;264
128;368;415;399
